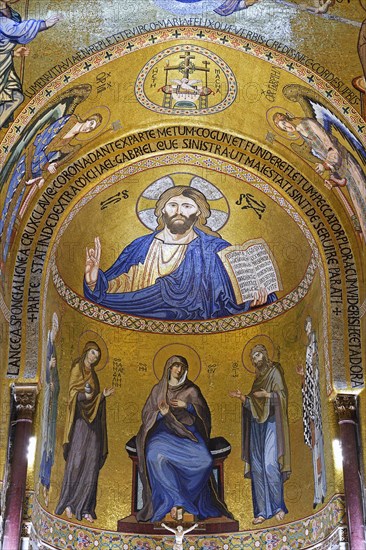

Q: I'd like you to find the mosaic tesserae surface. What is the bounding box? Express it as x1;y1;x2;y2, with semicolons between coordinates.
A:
0;0;365;549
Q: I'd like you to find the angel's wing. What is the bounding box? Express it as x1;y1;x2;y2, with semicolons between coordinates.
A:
1;84;92;187
309;99;366;165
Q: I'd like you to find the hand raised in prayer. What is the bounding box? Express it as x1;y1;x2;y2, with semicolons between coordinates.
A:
170;399;186;408
85;237;101;288
253;388;271;399
103;387;115;397
250;287;268;307
159;401;169;415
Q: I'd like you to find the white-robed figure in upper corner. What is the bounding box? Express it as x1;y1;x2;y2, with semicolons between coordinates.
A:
0;0;61;129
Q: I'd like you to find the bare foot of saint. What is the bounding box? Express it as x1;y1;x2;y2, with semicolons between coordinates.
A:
252;516;265;524
275;510;285;521
65;506;72;519
170;506;177;520
83;514;94;523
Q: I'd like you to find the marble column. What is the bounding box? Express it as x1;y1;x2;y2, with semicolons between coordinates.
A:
334;394;366;550
2;384;38;550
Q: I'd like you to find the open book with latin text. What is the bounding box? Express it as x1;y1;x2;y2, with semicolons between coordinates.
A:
217;239;282;304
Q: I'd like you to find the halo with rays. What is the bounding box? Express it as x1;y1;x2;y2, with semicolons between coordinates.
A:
136;172;230;232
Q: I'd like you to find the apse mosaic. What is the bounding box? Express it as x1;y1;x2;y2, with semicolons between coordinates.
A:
0;0;365;549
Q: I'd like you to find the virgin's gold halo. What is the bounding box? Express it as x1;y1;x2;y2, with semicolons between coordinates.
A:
153;343;201;381
78;330;109;371
242;334;275;374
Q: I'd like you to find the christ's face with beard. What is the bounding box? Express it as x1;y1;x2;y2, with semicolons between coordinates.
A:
162;195;200;235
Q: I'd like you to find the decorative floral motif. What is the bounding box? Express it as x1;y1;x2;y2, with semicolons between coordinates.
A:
31;495;346;550
52;255;317;335
76;530;93;549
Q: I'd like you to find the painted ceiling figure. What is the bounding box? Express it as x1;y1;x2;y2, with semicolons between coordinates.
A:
84;186;277;320
154;0;258;15
0;112;102;263
214;0;257;15
0;0;60;129
273;113;366;240
135;355;233;522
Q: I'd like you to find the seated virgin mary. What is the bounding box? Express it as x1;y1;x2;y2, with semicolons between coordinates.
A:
135;355;233;522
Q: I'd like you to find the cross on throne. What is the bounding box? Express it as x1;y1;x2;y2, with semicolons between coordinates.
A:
117;435;239;534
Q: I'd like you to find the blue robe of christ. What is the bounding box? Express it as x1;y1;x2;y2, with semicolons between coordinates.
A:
84;229;277;320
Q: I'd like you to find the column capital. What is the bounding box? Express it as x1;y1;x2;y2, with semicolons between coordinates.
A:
333;393;357;422
12;384;38;421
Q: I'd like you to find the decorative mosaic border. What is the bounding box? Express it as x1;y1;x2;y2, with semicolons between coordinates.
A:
360;297;366;319
0;291;10;322
135;43;237;115
44;152;331;390
24;490;35;521
31;494;345;550
1;25;365;163
51;254;317;334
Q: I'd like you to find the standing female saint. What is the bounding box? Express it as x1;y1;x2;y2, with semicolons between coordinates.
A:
55;341;114;523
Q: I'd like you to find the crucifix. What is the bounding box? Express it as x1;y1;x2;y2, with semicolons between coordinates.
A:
164;51;210;87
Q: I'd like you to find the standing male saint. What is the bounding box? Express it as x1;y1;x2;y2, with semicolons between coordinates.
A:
230;344;291;524
297;316;327;508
